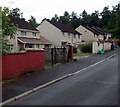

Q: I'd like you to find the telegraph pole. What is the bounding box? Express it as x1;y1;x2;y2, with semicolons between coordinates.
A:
8;2;14;11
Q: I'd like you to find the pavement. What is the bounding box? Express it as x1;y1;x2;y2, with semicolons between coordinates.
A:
2;49;119;102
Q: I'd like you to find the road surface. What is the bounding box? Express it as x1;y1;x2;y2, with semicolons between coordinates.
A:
7;55;118;105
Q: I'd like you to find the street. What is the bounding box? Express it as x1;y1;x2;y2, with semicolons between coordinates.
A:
7;54;118;105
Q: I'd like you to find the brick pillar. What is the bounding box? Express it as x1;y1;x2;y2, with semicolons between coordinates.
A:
66;45;73;62
69;45;73;62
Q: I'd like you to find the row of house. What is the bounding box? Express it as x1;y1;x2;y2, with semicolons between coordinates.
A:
76;25;111;43
8;16;112;51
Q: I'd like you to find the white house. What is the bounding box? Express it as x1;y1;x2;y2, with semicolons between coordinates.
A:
37;20;82;47
76;25;111;43
8;16;52;51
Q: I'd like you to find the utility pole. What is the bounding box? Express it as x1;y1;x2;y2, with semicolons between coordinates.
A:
8;2;14;11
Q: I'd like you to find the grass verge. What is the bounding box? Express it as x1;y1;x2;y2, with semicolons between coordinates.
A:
74;52;92;57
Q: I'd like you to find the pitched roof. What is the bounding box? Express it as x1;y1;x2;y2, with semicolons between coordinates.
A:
82;25;110;35
18;36;53;44
46;20;82;35
96;27;109;35
9;16;38;31
91;27;105;35
83;26;100;35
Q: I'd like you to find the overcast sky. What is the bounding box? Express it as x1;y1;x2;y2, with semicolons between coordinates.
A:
1;0;120;23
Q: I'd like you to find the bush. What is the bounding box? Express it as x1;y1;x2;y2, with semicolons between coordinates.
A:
73;47;77;53
79;43;92;53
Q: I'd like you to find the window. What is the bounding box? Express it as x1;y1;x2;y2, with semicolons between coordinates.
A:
25;44;33;48
78;35;80;39
32;32;36;37
68;33;70;36
36;44;39;48
61;42;67;47
20;31;27;36
74;34;76;38
62;32;64;36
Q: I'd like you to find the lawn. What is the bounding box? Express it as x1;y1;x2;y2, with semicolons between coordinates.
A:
74;52;92;56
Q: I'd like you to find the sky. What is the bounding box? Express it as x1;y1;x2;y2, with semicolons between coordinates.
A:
1;0;120;23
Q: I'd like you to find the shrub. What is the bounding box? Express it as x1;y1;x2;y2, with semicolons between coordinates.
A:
73;47;77;53
79;43;92;53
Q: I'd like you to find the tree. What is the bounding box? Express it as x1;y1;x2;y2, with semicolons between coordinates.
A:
1;7;17;55
10;8;23;18
51;14;59;22
89;11;100;27
28;16;39;27
80;10;90;26
113;2;120;39
100;6;111;28
70;11;81;28
58;11;71;26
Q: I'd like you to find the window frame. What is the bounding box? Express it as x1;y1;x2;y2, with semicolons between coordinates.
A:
20;31;27;36
32;32;36;37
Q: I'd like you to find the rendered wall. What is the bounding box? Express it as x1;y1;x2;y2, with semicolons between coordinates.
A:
92;42;112;53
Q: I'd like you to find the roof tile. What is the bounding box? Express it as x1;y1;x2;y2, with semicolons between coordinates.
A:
47;20;82;35
9;16;38;31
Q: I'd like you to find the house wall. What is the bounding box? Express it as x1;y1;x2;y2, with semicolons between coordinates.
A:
2;50;45;79
76;25;98;42
73;34;81;43
37;20;81;47
61;32;73;44
98;34;104;41
37;20;61;47
8;29;41;51
8;31;19;51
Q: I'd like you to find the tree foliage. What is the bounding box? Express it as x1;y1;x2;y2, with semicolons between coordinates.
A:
28;16;39;27
1;7;17;55
113;3;120;39
50;2;120;39
10;8;23;18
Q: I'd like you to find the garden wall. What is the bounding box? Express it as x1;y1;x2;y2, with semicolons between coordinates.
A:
92;42;112;53
1;50;45;79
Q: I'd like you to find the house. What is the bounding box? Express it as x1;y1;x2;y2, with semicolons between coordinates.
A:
37;19;82;47
76;25;111;43
8;16;52;51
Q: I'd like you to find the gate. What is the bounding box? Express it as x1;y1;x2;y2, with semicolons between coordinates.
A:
45;47;70;66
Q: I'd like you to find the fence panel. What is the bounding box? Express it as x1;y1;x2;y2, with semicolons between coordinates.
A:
45;47;69;66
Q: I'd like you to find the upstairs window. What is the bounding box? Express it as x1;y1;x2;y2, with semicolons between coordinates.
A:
74;34;76;38
68;33;70;37
20;31;27;36
78;35;80;39
32;32;36;37
62;32;64;36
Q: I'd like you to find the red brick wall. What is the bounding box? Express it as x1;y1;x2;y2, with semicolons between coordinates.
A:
2;51;45;79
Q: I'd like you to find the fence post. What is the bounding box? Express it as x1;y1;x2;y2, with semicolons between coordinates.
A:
70;45;73;62
51;48;54;66
54;48;57;64
62;47;66;63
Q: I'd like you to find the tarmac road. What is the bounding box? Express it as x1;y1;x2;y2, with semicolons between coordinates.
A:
7;54;118;105
2;49;119;102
